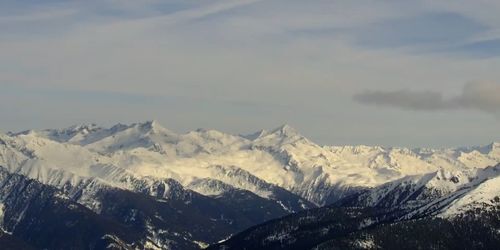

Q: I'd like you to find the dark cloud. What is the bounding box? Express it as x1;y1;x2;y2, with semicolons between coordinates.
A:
353;89;449;110
354;82;500;114
455;82;500;113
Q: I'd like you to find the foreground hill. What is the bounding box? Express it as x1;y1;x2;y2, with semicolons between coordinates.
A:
211;165;500;249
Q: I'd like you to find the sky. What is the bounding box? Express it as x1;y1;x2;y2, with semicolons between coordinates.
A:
1;0;500;148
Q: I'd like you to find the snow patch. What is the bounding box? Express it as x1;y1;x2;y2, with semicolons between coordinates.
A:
193;240;209;249
0;203;4;230
354;237;376;249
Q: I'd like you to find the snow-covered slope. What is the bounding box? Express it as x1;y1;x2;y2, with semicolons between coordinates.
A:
0;165;305;249
442;171;500;216
3;121;500;206
210;167;500;250
335;163;500;220
1;121;499;249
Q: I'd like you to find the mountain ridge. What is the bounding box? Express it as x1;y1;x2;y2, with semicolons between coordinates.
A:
0;121;499;249
2;121;500;206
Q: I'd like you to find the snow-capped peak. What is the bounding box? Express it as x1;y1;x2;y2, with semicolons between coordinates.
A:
269;124;300;137
250;124;310;150
9;123;104;143
132;120;175;136
456;141;500;155
241;129;268;141
484;142;500;153
241;125;301;141
66;123;100;133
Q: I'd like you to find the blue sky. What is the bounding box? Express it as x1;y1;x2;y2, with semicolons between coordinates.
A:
1;0;500;147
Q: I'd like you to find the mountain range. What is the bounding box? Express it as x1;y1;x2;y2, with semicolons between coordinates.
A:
0;121;499;249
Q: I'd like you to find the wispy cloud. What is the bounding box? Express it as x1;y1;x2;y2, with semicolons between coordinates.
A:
1;0;500;146
0;8;77;23
355;12;486;49
452;38;500;58
354;82;500;114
